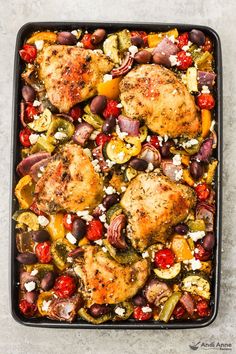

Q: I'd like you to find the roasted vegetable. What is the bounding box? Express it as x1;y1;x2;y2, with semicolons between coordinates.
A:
201;109;212;138
46;116;75;143
181;272;211;300
14;211;39;231
147;28;178;48
51;238;74;270
83;105;104;129
103;34;120;64
25;263;54;280
188;219;206;232
106;204;123;224
78;307;112;324
154;262;181;281
30;135;55;153
103;239;140;264
37;291;55;316
97;77;122;100
186;67;198;93
15;175;35;209
27;31;57;44
159;292;182;323
113;301;133;321
28;108;52;132
16;231;35;253
171;234;193;262
117;29;131;52
124;166;138;182
206;160;218;184
106;138;132;164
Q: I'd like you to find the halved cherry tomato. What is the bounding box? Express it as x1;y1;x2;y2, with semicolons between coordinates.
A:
149;135;160;149
63;213;77;231
154;248;175;269
19;44;37;63
81;33;95;49
196;299;210;317
133;306;153;321
176;50;193;70
95;133;112;147
35;241;52;263
30;201;47;216
69;104;83;121
197;93;215;110
19;127;32;147
195;183;210;201
19;299;37;316
103;100;121;119
194;243;212;261
131;31;148;46
25;104;39;123
201;36;213;52
173;302;186;319
177;32;189;49
54;275;76;298
86;219;103;241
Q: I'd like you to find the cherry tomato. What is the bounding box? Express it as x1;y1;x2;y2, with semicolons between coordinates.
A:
95;133;112;147
103;100;121;119
130;31;148;46
177;32;189;49
86;219;103;241
81;33;95;49
19;299;37;317
133;306;153;321
19;44;37;63
25;104;39;123
149;135;160;149
201;36;213;52
30;201;47;216
35;241;52;264
197;93;215;110
69;104;83;121
19;127;32;147
54;275;76;298
196;299;210;317
173;302;186;319
176;50;193;70
194;243;212;261
154;248;175;269
63;213;77;231
195;183;210;201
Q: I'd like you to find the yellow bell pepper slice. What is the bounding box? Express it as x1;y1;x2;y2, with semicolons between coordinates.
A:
124;136;142;157
181;155;190;167
171;234;193;262
139;125;148;142
15;175;35;209
37;291;55;316
27;31;57;44
46;213;65;241
148;28;178;48
205;160;218;184
201;109;212;138
182;169;195;187
97;77;122;100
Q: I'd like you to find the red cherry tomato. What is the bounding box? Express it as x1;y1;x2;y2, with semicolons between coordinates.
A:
177;32;189;49
173;302;186;319
63;213;77;231
81;33;95;49
19;299;37;316
30;201;47;216
196;299;210;317
95;133;112;147
197;93;215;110
154;249;175;269
86;219;103;241
19;127;32;147
195;183;210;201
176;50;193;70
25;104;39;123
202;36;213;52
149;136;160;149
194;243;212;261
19;44;37;63
35;241;52;264
69;104;83;121
54;275;76;299
133;306;153;321
130;31;148;46
103;100;121;119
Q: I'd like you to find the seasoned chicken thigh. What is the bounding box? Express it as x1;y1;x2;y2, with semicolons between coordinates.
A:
75;245;149;305
35;143;104;213
38;45;114;112
120;173;196;251
120;64;200;138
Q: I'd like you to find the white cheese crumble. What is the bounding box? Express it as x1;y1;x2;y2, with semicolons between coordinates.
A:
102;246;108;253
158;136;163;146
24;281;36;292
210;120;216;132
142;251;149;259
98;204;106;212
42;300;51;312
128;45;138;57
174;169;183;181
121;186;127;192
201;85;210;94
66;232;77;245
99;214;106;223
38;215;49;227
30;269;38;276
33;114;40;120
104;186;116;195
182;139;198;149
164;134;169;142
172;154;182;166
141;306;152;313
189;258;202;271
76;210;93;222
188;231;206;242
67;257;73;263
106;159;116;168
169;54;179;66
66;214;72;225
116;124;128;140
89;130;100;140
54;132;67;140
29;134;39;145
35;40;44;50
103;74;113;82
91;159;101;173
94;239;103;246
76;41;84;48
146;162;154;172
116;103;123;108
146;135;151;142
182;44;190;51
115;307;126;316
32;100;41;107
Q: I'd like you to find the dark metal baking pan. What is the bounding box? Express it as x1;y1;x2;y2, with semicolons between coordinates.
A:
10;22;222;329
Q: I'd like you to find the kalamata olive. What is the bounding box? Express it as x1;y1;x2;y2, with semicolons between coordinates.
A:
130;158;148;171
190;161;204;180
25;291;38;304
22;85;36;102
102;193;120;209
41;271;55;291
160;140;175;158
90;95;107;115
202;232;215;251
131;36;144;47
57;31;77;45
102;116;116;134
174;223;189;235
89;304;111;318
71;218;86;239
16;252;37;265
189;29;206;46
132;294;147;306
134;50;152;64
152;52;171;68
31;230;50;243
91;29;106;45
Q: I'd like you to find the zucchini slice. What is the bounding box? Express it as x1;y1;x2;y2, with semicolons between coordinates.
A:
106;204;123;224
117;29;131;52
25;263;54;279
113;301;134;321
14;211;39;231
106;138;131;164
154;262;182;281
186;67;198;93
83;105;104;129
181;272;211;300
51;238;74;271
46;116;75;143
124;166;138;182
78;308;112;324
103;34;120;64
103;239;140;265
28;108;52;132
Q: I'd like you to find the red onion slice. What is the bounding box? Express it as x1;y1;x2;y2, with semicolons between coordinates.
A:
29;157;52;182
194;138;213;163
196;202;215;232
17;152;51;176
161;159;182;181
111;53;134;78
118;115;140;136
153;37;179;56
73;122;94;146
139;143;161;167
20;100;27;127
197;71;216;89
92;145;110;173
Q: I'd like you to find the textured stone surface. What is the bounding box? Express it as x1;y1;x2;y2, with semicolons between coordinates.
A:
0;0;235;353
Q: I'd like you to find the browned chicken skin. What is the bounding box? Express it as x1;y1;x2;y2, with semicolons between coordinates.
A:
120;64;201;138
34;143;104;213
120;172;196;252
38;45;114;112
74;245;149;305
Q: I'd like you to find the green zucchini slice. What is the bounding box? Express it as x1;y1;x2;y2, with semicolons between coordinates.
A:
186;67;198;93
83;105;104;129
154;262;182;281
103;239;140;265
28;108;52;132
78;308;112;324
103;34;120;64
181;272;211;300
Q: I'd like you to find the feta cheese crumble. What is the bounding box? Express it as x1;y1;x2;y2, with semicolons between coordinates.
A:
182;139;198;149
91;159;101;173
30;269;38;276
103;74;113;82
35;40;44;51
32;100;41;107
189;258;202;271
188;231;205;242
99;214;106;223
54;132;67;140
172;154;182;166
115;307;125;316
174;169;183;181
24;281;36;292
141;306;152;313
116;124;128;140
142;251;149;258
38;215;49;227
128;45;138;57
76;210;93;222
104;186;116;195
94;239;103;246
29;134;39;145
201;85;210;94
169;54;179;66
116;103;123;108
66;232;77;245
42;300;51;312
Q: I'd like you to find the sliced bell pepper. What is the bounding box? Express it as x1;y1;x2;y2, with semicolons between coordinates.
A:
97;77;122;100
15;175;35;209
171;234;193;262
46;213;65;241
201;109;212;138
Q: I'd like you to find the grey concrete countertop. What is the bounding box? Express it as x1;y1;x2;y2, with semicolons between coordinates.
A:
0;0;235;353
